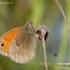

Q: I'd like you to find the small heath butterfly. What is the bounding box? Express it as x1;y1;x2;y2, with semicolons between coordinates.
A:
0;21;36;63
0;21;49;64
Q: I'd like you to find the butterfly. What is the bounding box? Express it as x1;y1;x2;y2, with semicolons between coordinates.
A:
0;21;36;64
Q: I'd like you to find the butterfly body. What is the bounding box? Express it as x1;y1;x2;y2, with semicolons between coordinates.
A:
0;22;36;63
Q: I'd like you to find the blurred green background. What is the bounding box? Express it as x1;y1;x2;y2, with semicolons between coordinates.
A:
0;0;70;70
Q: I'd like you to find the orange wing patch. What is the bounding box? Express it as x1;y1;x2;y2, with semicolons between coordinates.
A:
0;28;20;53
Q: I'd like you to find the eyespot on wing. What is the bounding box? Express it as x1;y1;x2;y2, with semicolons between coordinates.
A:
0;28;20;53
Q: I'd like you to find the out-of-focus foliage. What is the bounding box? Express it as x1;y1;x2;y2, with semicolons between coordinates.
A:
0;0;70;70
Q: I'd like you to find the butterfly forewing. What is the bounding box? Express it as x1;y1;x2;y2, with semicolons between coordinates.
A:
0;28;20;56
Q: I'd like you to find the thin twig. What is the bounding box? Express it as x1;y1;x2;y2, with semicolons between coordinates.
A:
55;0;69;29
36;25;49;70
42;37;48;70
54;0;70;43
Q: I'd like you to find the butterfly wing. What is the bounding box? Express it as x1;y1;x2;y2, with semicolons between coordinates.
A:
0;26;36;64
0;27;20;56
9;27;36;64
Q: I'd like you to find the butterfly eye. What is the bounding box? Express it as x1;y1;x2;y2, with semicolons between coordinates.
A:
0;43;4;47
